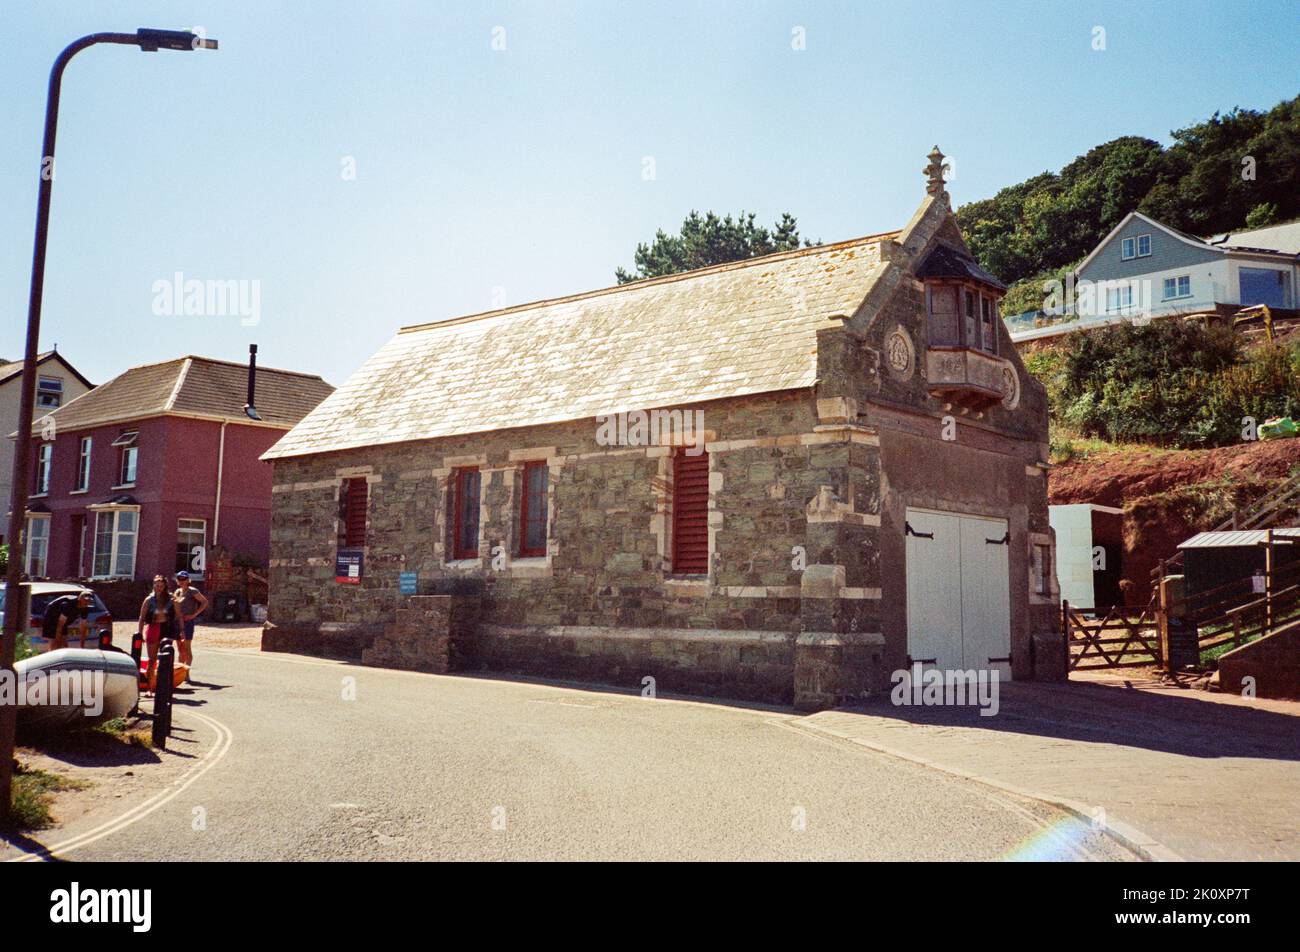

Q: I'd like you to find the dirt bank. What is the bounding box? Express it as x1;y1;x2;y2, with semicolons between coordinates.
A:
1049;438;1300;601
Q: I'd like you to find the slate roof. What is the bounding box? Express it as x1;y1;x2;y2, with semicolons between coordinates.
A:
263;232;900;460
915;243;1007;290
34;356;334;433
0;350;94;389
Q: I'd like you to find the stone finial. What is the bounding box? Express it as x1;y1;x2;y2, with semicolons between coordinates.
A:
924;145;947;196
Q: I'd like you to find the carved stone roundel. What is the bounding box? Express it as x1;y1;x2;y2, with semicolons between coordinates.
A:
885;328;914;377
1000;363;1020;410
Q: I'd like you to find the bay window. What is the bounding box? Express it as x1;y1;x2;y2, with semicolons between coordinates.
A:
926;280;999;354
92;507;138;578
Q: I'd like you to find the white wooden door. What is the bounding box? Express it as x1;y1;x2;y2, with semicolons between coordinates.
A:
958;514;1012;677
904;509;963;671
906;508;1011;676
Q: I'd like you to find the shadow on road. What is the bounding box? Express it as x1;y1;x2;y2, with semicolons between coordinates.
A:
16;725;161;769
837;678;1300;762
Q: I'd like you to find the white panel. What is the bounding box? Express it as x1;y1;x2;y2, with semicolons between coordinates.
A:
1049;505;1095;608
958;515;1011;677
905;509;963;671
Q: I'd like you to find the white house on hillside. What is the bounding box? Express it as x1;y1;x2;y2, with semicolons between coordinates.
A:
1011;212;1300;343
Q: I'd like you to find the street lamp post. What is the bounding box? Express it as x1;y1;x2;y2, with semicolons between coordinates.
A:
0;28;217;825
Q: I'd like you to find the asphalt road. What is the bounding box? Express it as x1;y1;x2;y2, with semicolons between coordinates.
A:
16;645;1134;861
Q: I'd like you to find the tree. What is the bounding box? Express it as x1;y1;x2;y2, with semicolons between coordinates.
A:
616;211;818;283
1246;202;1279;229
956;94;1300;287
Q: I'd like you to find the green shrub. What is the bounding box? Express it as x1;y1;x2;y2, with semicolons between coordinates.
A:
1047;322;1298;448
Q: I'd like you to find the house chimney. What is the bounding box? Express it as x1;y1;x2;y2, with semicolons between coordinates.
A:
244;344;262;421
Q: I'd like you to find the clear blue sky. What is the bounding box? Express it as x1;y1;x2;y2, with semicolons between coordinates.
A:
2;1;1296;387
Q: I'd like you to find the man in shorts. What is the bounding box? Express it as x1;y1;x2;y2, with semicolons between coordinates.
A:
172;570;209;674
43;591;93;650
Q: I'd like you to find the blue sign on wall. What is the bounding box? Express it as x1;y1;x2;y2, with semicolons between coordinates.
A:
399;571;418;596
335;548;363;584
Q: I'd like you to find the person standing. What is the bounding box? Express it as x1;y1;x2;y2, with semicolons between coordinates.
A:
136;575;178;689
172;570;208;676
42;591;93;650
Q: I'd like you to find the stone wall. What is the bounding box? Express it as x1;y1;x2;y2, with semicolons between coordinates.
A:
265;206;1061;706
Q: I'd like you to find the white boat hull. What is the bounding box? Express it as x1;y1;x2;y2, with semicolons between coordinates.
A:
12;648;140;730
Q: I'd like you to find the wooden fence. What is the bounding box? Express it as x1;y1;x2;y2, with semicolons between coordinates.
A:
1067;542;1299;672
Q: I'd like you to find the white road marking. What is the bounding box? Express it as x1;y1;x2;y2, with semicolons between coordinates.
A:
8;709;234;861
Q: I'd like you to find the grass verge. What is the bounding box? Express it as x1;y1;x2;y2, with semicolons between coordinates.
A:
2;763;90;833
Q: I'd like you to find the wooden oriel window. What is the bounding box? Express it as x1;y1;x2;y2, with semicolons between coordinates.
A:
518;461;548;557
927;281;999;355
339;478;368;548
452;467;481;560
670;449;710;575
926;284;960;346
981;295;997;354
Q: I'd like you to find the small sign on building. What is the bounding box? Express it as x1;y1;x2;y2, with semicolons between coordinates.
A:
336;548;364;584
399;571;418;596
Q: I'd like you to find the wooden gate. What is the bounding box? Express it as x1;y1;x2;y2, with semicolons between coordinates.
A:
1063;601;1162;670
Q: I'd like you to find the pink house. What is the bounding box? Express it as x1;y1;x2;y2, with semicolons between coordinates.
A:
20;355;333;583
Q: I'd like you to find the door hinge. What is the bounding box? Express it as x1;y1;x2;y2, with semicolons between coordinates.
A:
905;521;934;539
985;531;1010;545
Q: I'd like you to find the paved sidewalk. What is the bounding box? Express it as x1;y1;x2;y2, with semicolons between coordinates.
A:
802;675;1300;861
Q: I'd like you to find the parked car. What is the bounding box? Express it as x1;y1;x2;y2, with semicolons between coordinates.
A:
0;581;114;653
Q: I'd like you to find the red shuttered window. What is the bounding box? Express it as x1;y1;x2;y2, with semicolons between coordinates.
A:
671;449;710;575
340;478;368;548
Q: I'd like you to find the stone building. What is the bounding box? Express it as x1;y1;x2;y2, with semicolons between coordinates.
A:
262;149;1062;710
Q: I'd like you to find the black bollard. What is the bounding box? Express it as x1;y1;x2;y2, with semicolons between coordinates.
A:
130;630;145;686
152;639;175;749
129;629;145;716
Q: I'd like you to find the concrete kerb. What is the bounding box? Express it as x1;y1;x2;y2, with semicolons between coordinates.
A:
792;713;1185;863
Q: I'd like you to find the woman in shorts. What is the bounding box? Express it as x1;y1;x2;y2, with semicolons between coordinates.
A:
136;575;178;689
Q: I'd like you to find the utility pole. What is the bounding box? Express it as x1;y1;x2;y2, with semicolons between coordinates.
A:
1;28;217;825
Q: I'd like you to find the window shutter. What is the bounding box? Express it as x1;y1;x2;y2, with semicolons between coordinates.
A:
343;478;368;548
671;450;710;574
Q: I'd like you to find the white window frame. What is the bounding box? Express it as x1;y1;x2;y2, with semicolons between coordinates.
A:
117;444;138;488
1163;275;1192;300
1136;234;1152;257
1120;237;1135;260
90;506;140;579
1107;284;1134;312
75;436;92;492
24;514;51;577
176;517;208;578
36;376;63;409
34;443;52;496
